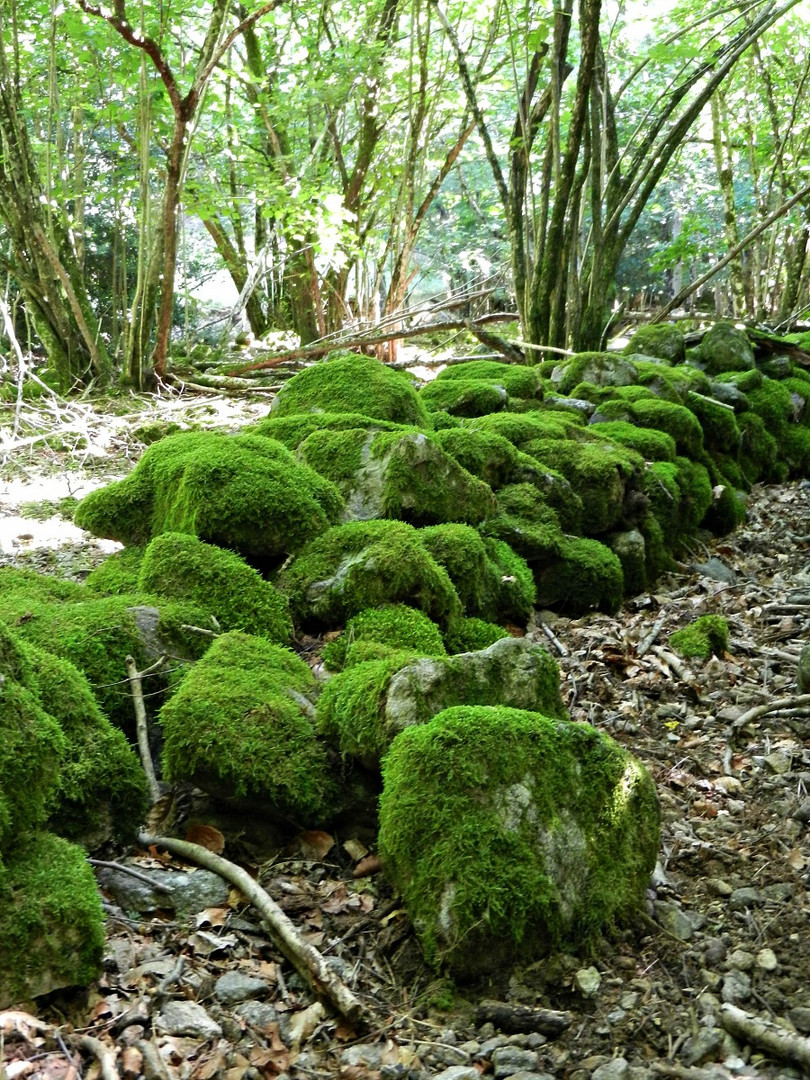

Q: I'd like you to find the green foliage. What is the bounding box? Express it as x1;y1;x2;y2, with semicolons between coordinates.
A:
138;532;293;643
322;604;447;672
271;353;430;427
160;632;335;819
378;706;660;974
74;431;344;563
669;615;729;659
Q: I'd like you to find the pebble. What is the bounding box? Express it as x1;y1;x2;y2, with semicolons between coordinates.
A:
728;887;762;909
491;1047;540;1078
654;901;694;941
433;1068;479;1080
591;1059;631;1080
721;970;752;1004
96;866;229;915
214;971;270;1004
234;1001;279;1032
575;966;602;996
682;1028;725;1066
725;950;755;972
791;799;810;823
154;1001;222;1039
704;938;727;965
340;1045;385;1068
788;1007;810;1034
756;948;778;972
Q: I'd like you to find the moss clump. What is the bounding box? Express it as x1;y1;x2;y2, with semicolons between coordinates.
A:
552;353;639;396
444;617;510;654
737;412;782;483
74;431;344;564
276;519;462;629
317;656;412;764
322;604;446;672
420;379;509;417
270;352;430;427
462;411;581;447
669;615;729;660
85;546;145;595
132;420;184;444
378;705;660;975
0;832;105;1007
536;537;625;615
639;512;674;581
607;529;648;597
481;485;568;563
419;524;536;624
138;532;293;643
626;399;704;458
432;428;529;489
624;324;685;364
432;361;543;399
300;429;497;527
160;632;335;818
686;392;741;453
714;368;763;393
697;322;755;374
588;421;677;462
248;411;410;450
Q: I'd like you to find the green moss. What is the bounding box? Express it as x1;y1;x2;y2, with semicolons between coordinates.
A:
697;321;755;374
276;519;462;629
420;379;509;417
0;832;104;1006
737;412;781;482
701;482;746;536
432;427;527;489
588;421;677;462
639;512;674;581
714;368;763;393
522;439;643;535
643;462;681;537
669;615;729;659
248;411;411;449
322;604;447;672
535;537;624;615
623;324;685;363
433;361;543;399
626;398;704;458
632;360;711;403
444;617;510;653
271;352;430;426
462;411;581;447
686;391;741;453
481;485;568;562
552;352;639;396
74;431;345;563
378;706;660;974
317;656;411;763
341;642;424;668
673;456;714;534
85;546;145;595
607;529;647;597
132;420;184;444
138;532;293;643
160;632;335;818
419;524;535;624
21;644;149;845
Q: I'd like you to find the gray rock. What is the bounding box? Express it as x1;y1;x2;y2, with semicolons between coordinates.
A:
340;1045;385;1068
682;1028;725;1066
691;557;736;585
728;887;762;910
155;1001;222;1039
591;1059;631;1080
433;1068;480;1080
234;1000;279;1032
721;970;752;1004
698;322;755;375
491;1046;540;1078
654;900;694;941
215;971;270;1005
704;938;727;965
96;866;229;915
788;1007;810;1034
708;381;748;411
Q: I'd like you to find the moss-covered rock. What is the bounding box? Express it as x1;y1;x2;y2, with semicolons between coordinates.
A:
623;324;686;364
318;636;565;766
431;427;539;490
270;352;430;427
322;604;447;672
738;412;781;483
587;421;677;462
138;533;293;643
160;632;335;818
419;524;536;625
276;519;462;629
0;832;105;1007
669;615;729;659
378;705;660;975
686;392;741;453
607;528;647;597
85;546;145;595
443;617;511;654
535;537;625;614
552;353;639;396
462;411;583;447
698;322;756;374
74;431;344;564
298;429;496;526
420;378;509;417
248;411;410;450
432;360;543;399
481;485;568;564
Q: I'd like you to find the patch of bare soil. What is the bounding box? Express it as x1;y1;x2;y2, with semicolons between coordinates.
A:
2;391;810;1080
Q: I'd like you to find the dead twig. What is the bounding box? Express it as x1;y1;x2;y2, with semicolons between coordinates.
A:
720;1002;810;1071
138;832;364;1024
125;655;167;803
87;858;172;894
73;1034;119;1080
731;693;810;731
637;615;668;658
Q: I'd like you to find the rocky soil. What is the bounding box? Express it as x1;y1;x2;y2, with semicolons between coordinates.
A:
2;389;810;1080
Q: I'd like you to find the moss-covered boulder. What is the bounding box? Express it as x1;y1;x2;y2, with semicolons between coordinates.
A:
270;352;429;427
593;398;704;459
378;705;660;975
298;429;496;526
443;617;510;654
607;528;648;597
588;421;677;462
276;519;462;629
624;324;686;364
0;832;105;1008
669;615;729;660
322;604;447;672
74;431;344;564
481;485;568;565
420;378;509;417
431;360;544;400
535;537;625;615
248;411;411;450
552;352;639;396
686;391;741;453
85;546;145;595
698;322;756;374
419;524;536;625
431;427;541;490
138;533;293;643
159;632;335;819
318;636;565;765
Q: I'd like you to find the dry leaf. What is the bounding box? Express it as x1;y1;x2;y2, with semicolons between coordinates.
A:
196;907;230;929
185;824;226;854
121;1047;144;1080
353;854;382;878
342;838;368;861
297;830;335;860
788;848;806;870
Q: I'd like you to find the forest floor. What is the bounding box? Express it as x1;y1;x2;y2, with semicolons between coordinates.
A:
2;387;810;1080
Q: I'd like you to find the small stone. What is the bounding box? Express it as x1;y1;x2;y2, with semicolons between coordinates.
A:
765;752;793;775
491;1047;540;1078
574;967;602;997
591;1059;631;1080
704;938;727;965
478;1036;509;1058
726;950;755;972
728;887;762;910
700;969;723;991
155;1001;222;1039
762;882;794;902
215;971;270;1004
654;901;694;941
706;878;733;897
682;1028;725;1066
433;1068;480;1080
756;948;779;972
340;1045;385;1068
692;557;736;585
721;970;752;1004
234;1001;279;1032
788;1007;810;1034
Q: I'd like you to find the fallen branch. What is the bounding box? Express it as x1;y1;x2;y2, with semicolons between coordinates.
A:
73;1035;119;1080
720;1003;810;1071
138;832;364;1023
126;655;166;803
87;858;172;894
731;693;810;731
637;615;667;658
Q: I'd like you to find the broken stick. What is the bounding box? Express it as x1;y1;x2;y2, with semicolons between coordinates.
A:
720;1003;810;1072
138;832;364;1024
126;655;166;803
